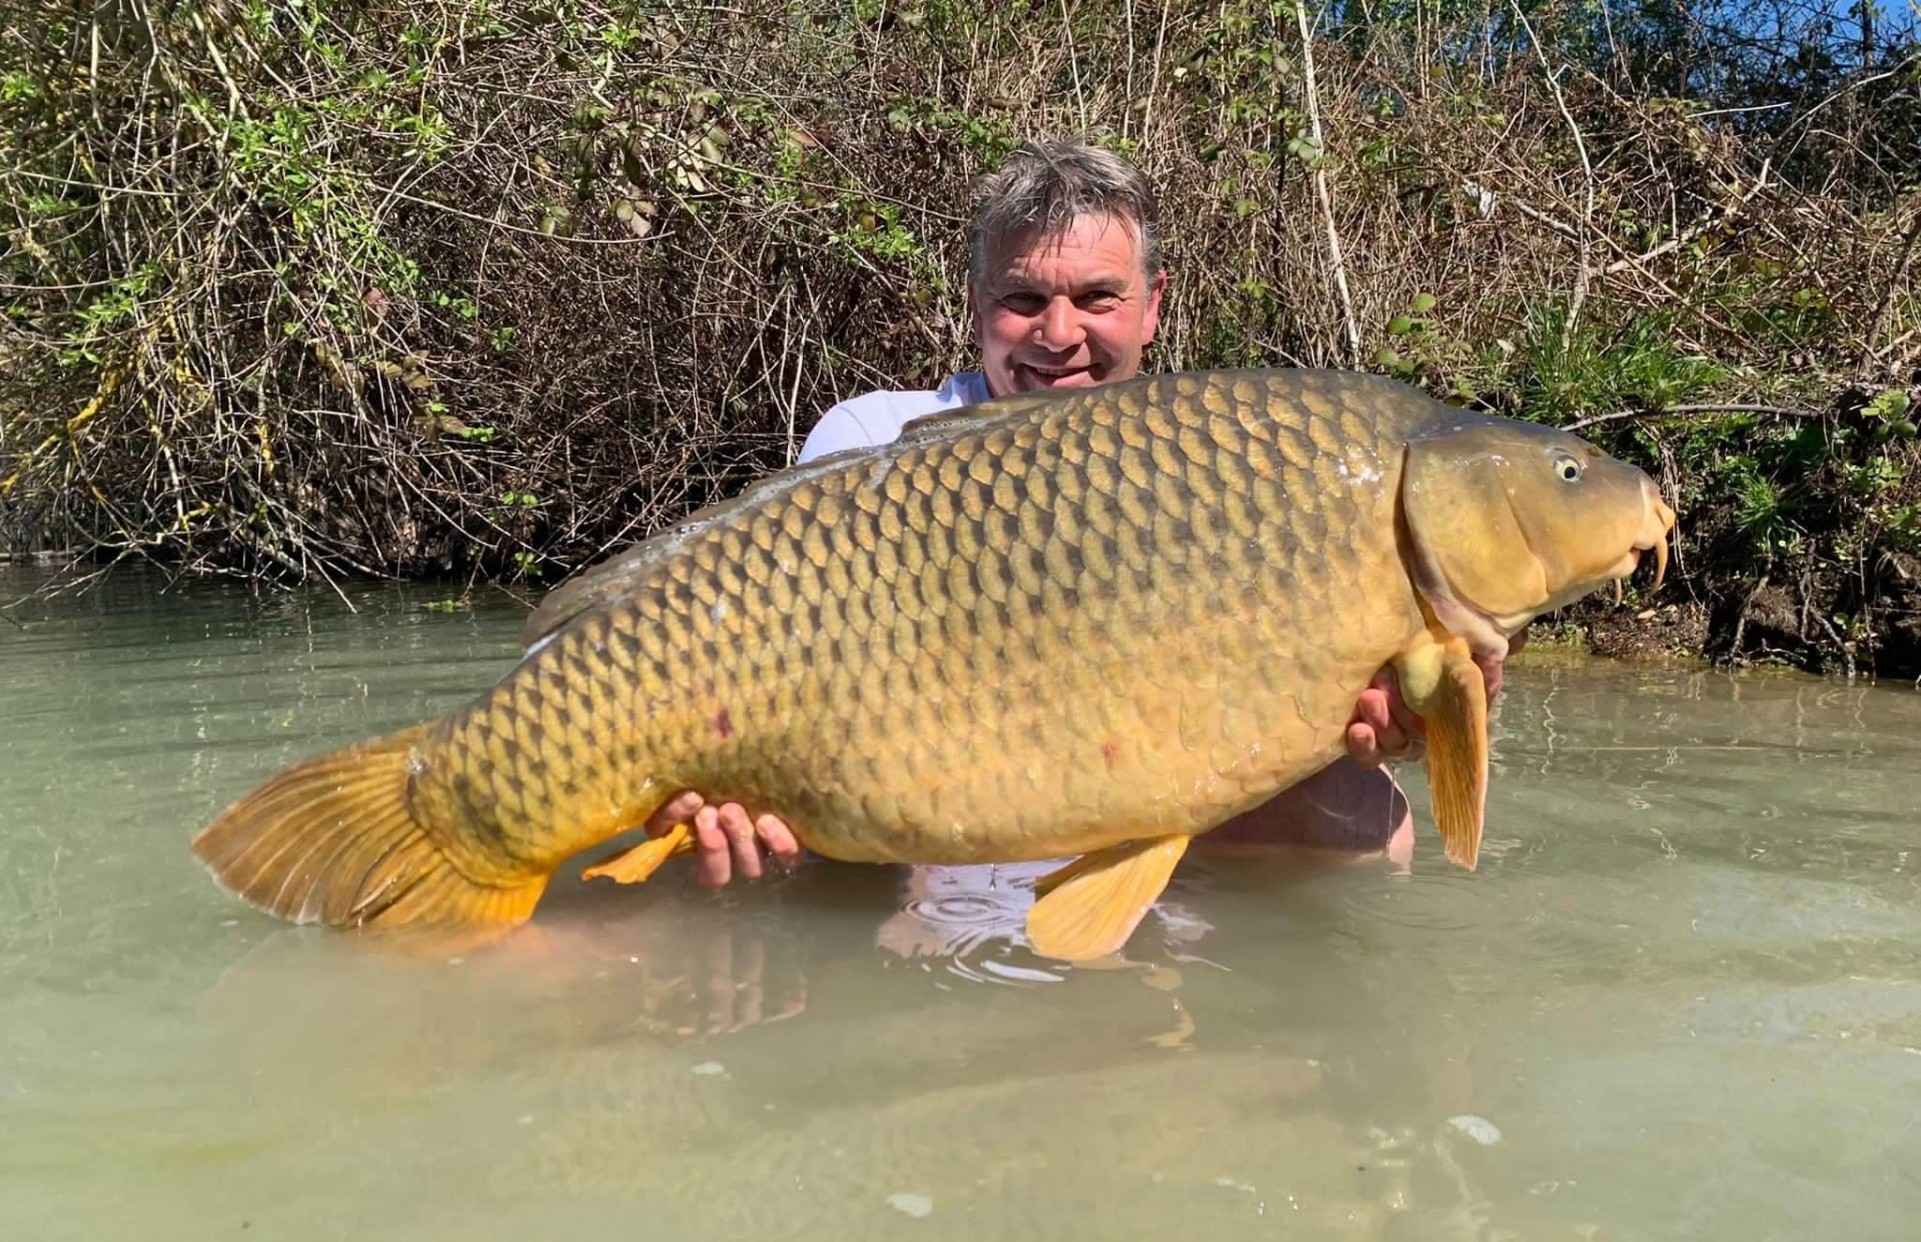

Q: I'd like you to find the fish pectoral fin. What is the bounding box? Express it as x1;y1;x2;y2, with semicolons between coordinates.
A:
1025;836;1189;962
581;822;696;885
1396;635;1489;870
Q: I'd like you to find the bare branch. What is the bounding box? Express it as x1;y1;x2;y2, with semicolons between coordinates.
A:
1565;404;1822;433
1294;2;1361;367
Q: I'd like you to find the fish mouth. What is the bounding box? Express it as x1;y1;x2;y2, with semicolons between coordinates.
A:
1605;483;1677;604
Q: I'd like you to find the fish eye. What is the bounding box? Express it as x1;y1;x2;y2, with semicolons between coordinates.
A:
1553;453;1583;482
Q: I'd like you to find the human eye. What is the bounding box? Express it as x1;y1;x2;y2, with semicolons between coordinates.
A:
1000;291;1045;315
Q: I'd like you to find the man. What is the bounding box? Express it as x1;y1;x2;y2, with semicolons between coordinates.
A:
648;138;1516;891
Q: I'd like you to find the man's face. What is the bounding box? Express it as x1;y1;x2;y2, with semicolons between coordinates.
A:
970;212;1166;398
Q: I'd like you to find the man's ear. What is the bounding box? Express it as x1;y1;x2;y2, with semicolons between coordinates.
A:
1142;268;1167;343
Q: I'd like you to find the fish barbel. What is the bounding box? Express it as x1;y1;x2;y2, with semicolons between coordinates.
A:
193;369;1675;959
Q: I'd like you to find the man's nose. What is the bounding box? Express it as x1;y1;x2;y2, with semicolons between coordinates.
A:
1033;297;1084;349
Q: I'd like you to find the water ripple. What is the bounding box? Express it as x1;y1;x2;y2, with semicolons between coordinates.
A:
879;862;1069;986
1338;869;1494;936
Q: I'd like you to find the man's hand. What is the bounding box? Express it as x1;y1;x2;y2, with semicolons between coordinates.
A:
650;629;1529;885
642;790;800;888
1344;630;1526;768
1345;666;1426;768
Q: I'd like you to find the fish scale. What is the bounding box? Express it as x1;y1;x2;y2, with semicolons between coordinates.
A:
192;367;1675;954
404;370;1416;878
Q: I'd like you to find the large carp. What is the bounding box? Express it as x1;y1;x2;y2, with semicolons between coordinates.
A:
193;369;1673;960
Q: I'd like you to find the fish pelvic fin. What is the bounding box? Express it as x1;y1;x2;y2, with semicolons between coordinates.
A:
191;723;549;930
581;821;696;884
1025;836;1190;962
1394;632;1488;870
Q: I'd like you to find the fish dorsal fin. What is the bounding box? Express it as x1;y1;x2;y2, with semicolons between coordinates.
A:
518;514;733;649
890;389;1054;442
518;390;1060;649
520;542;671;649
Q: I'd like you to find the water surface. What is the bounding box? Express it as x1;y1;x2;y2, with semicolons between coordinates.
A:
3;569;1917;1240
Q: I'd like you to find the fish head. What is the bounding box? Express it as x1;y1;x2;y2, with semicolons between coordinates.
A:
1400;420;1676;656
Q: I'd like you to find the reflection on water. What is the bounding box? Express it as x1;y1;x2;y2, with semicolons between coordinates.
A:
3;568;1919;1240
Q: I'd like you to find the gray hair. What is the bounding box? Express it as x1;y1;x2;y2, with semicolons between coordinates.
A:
965;138;1163;286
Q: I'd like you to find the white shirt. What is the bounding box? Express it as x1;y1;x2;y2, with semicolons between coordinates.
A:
797;371;993;465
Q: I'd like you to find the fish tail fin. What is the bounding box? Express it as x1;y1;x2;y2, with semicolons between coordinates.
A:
192;722;548;929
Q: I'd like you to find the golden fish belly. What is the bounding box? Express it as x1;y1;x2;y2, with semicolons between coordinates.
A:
412;371;1433;875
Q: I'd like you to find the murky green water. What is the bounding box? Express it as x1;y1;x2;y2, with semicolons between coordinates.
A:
3;567;1918;1240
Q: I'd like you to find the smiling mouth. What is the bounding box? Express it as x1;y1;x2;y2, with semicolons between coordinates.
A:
1021;364;1090;384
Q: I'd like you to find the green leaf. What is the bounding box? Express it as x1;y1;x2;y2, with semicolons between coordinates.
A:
1864;388;1911;422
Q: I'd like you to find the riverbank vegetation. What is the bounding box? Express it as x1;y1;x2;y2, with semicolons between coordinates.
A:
3;1;1917;673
